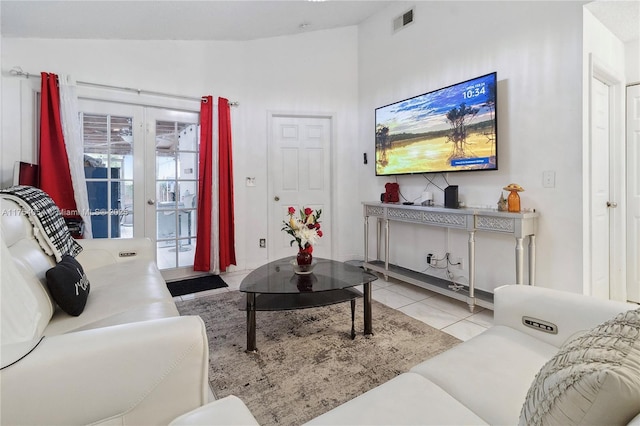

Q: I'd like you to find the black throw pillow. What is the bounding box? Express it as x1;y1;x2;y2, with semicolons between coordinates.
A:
45;255;90;316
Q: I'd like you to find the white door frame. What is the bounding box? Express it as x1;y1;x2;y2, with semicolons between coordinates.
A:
267;111;337;261
627;83;640;303
584;53;626;300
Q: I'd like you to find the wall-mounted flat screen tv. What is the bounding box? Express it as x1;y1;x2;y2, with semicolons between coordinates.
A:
375;72;497;176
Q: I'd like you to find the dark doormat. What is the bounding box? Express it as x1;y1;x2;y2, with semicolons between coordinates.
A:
167;274;228;297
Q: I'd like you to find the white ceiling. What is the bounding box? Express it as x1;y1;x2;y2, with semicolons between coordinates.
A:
0;1;393;41
585;0;640;42
0;1;637;42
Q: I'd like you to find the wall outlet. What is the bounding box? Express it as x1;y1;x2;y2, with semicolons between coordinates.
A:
259;238;266;248
427;253;435;266
453;256;464;270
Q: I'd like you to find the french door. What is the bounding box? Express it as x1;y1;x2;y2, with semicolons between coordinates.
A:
79;99;200;277
145;108;200;276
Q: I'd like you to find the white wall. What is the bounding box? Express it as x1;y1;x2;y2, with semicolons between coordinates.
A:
357;1;586;293
626;39;640;84
0;26;360;270
240;28;360;267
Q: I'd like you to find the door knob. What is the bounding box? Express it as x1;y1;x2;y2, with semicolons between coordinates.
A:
274;196;280;202
147;199;155;205
606;201;617;208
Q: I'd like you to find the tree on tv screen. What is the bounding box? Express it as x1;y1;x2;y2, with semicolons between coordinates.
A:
446;103;479;160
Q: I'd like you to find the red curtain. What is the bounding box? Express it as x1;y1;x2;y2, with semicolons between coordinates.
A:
218;97;236;271
194;96;213;271
39;72;78;216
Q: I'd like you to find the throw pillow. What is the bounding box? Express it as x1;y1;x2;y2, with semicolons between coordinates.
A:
45;255;90;316
519;308;640;426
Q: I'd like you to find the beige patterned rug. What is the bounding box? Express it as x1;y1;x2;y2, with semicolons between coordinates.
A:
176;290;461;425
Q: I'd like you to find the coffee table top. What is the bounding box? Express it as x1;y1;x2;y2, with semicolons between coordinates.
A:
239;257;377;294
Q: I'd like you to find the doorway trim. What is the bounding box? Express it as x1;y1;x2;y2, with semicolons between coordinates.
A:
266;111;338;262
584;53;626;300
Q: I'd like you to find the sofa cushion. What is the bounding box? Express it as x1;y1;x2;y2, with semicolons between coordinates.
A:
44;259;178;335
410;325;559;425
45;255;90;316
304;372;488;425
519;308;640;426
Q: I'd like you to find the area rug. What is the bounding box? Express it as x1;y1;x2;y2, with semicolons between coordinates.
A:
176;290;461;425
167;274;228;297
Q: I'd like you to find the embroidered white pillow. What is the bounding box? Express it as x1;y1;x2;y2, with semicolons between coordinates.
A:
519;308;640;425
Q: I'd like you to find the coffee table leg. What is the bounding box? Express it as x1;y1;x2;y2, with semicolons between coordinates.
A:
350;299;356;339
246;293;257;352
364;282;373;336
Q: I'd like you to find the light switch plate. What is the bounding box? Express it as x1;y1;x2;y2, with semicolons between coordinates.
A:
543;170;555;188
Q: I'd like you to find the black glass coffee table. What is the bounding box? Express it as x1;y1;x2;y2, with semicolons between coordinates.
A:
239;257;378;352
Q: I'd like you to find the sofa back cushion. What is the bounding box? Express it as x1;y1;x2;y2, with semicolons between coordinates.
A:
519;308;640;425
1;199;55;341
1;239;52;344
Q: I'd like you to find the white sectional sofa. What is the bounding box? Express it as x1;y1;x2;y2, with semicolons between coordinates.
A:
305;284;640;425
172;283;640;425
0;197;211;425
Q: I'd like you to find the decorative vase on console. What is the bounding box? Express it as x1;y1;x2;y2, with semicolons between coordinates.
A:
282;206;323;266
503;183;524;213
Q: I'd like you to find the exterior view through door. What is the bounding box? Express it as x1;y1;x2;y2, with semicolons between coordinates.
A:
80;99;200;276
152;113;200;271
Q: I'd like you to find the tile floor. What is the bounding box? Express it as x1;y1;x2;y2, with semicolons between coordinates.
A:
174;269;494;342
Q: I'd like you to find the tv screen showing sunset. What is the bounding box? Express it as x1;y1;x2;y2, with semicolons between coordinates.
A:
375;72;497;176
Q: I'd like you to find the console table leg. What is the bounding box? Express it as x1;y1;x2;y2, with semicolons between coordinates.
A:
376;218;382;261
364;216;369;265
468;231;476;313
350;299;356;340
246;293;257;353
529;235;536;286
364;282;373;336
515;237;524;285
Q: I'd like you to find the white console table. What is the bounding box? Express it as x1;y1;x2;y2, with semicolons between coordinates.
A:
363;202;539;311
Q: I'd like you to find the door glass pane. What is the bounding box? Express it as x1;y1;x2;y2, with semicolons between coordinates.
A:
155;120;199;270
157;152;176;180
178;152;197;178
82;113;133;238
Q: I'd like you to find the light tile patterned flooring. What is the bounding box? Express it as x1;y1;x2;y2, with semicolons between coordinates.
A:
174;269;494;342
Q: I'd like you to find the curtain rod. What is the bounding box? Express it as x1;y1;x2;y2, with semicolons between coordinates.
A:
8;66;239;107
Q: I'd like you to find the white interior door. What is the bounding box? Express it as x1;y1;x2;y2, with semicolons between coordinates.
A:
627;84;640;303
268;115;332;260
590;78;612;300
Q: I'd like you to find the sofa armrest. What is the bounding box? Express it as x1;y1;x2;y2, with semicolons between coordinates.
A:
628;412;640;425
75;237;154;271
0;316;209;425
169;396;260;425
494;285;637;347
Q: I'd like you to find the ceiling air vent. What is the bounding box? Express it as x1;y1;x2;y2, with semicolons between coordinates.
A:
393;8;414;32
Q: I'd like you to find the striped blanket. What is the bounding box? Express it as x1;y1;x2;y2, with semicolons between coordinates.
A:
0;185;82;262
